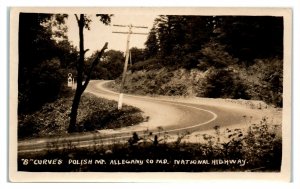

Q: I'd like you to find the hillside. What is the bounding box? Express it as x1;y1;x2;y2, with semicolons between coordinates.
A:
109;57;282;108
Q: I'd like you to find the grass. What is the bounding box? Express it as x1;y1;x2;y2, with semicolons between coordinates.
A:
18;91;146;140
18;117;282;172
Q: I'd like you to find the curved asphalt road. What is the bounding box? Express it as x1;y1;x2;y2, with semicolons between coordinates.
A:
18;80;249;154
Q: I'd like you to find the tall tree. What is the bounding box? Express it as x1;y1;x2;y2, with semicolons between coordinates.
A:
144;27;158;58
145;15;215;68
68;14;111;133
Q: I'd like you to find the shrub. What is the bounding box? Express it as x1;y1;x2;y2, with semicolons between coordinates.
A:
129;58;162;72
158;82;189;96
243;117;282;170
241;58;283;107
18;93;145;139
197;41;238;70
18;58;65;113
199;68;250;99
81;104;144;131
254;58;283;107
131;58;162;72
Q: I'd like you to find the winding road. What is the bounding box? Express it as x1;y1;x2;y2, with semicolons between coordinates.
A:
18;80;261;154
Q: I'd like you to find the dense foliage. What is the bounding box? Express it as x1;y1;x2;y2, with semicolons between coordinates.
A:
144;15;283;66
90;50;124;79
18;92;144;139
18;13;78;113
199;68;249;99
113;57;282;106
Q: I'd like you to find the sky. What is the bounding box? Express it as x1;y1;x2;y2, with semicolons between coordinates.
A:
66;14;157;56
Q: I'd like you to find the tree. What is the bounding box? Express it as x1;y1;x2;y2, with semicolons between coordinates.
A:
68;14;111;133
144;15;215;68
144;27;158;58
197;39;238;70
129;47;145;64
18;13;74;113
201;68;249;99
90;49;124;79
215;16;283;62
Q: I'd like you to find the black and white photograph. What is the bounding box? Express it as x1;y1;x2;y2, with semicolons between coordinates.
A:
9;7;292;182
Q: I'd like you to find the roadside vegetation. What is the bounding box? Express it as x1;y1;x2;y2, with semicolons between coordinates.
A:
109;57;282;108
18;89;145;140
18;117;282;172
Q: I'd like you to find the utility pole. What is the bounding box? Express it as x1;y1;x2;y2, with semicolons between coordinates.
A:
113;24;148;110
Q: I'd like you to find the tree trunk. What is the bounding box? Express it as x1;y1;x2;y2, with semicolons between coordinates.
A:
68;14;108;133
68;14;85;133
68;89;83;133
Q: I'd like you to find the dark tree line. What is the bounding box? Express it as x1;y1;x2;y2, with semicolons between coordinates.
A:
217;16;283;61
18;13;78;113
144;15;283;69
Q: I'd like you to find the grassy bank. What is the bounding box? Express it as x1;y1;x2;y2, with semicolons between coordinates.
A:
18;91;146;140
18;118;281;172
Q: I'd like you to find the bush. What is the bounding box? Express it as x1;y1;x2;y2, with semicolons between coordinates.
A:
197;41;238;70
131;58;162;72
80;101;144;131
158;81;189;96
242;117;282;170
119;68;194;96
240;58;283;107
18;58;65;113
18;96;72;138
199;68;250;99
18;93;145;139
254;58;283;107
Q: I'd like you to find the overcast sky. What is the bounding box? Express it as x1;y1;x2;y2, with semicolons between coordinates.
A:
66;14;157;56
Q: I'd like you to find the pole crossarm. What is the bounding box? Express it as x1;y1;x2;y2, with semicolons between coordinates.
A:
113;24;148;29
112;31;148;35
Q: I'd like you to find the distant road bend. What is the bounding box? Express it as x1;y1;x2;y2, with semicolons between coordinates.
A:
18;80;253;154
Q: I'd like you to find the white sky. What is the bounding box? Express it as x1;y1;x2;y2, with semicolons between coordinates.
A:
66;14;157;56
